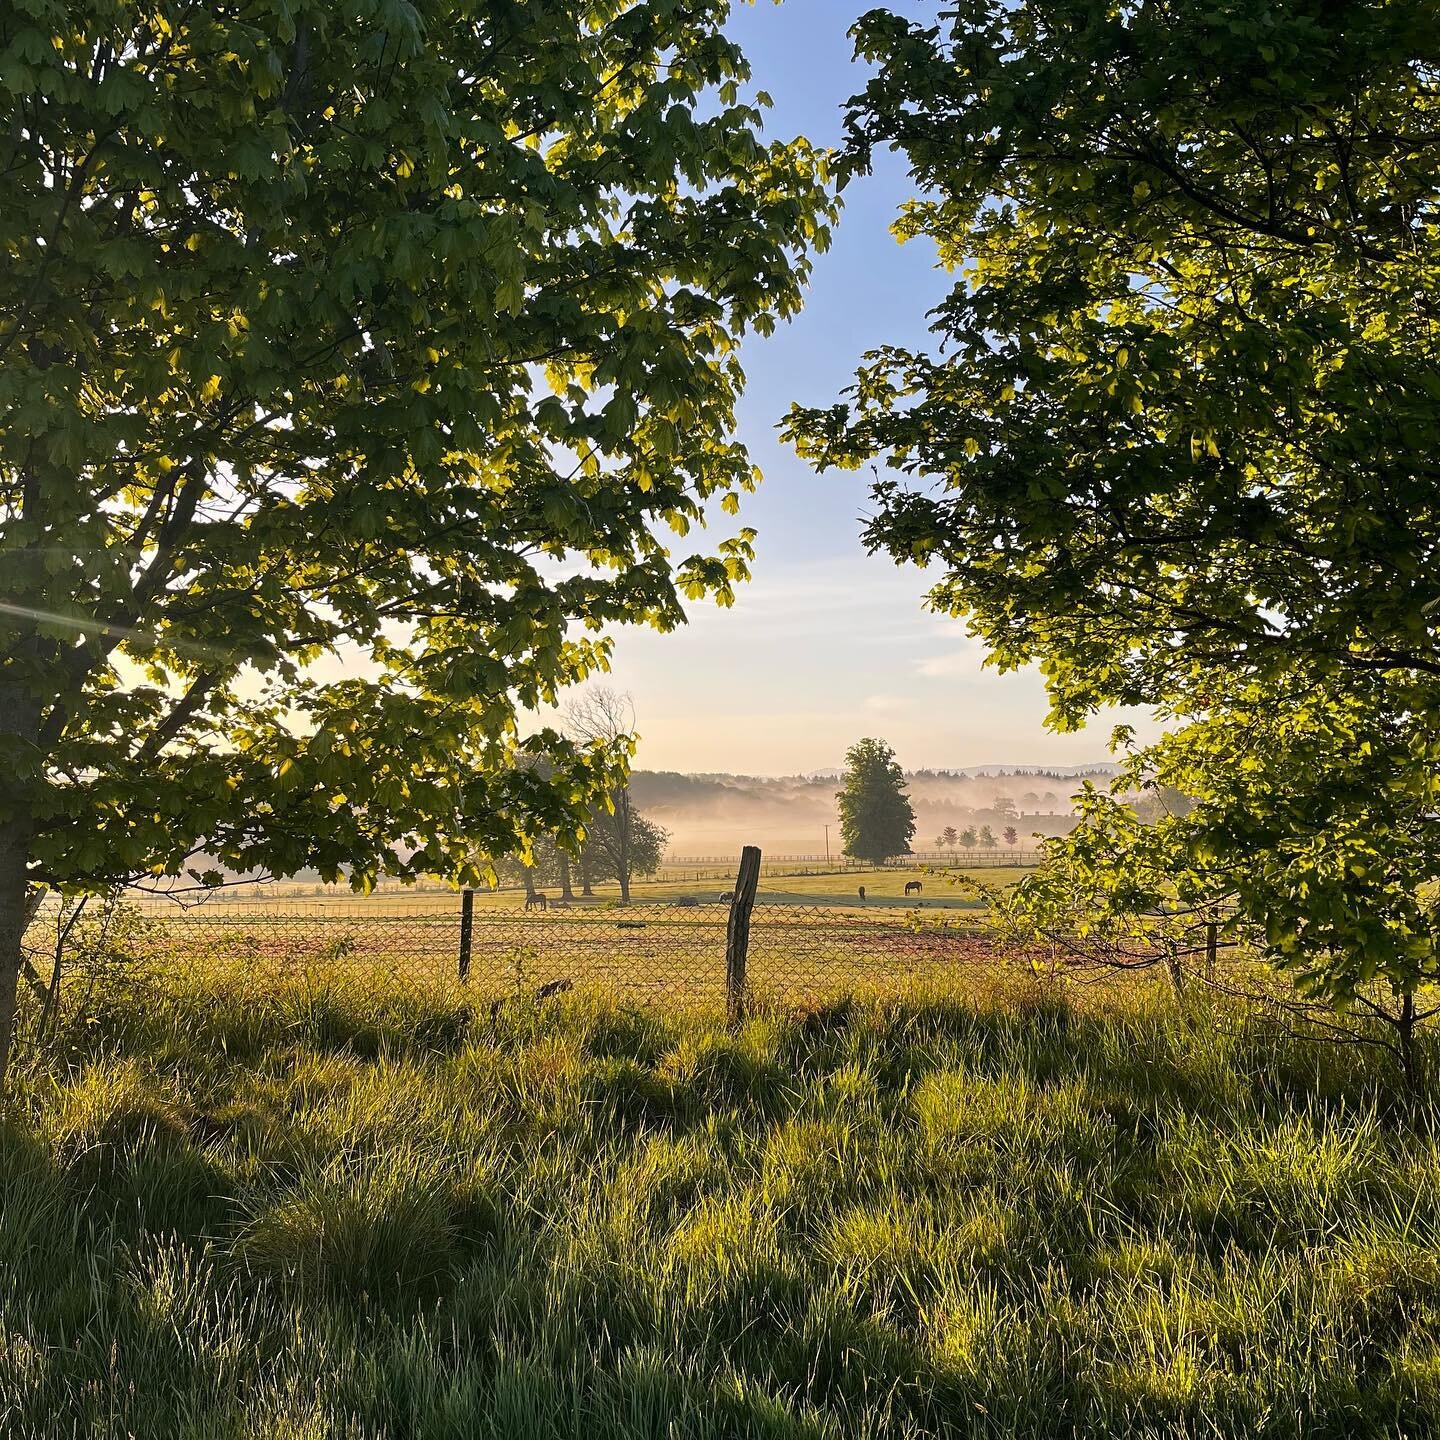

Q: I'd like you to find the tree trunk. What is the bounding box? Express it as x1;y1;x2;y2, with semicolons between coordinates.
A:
521;865;537;900
0;814;34;1091
1398;992;1421;1096
578;850;594;897
0;682;39;1091
557;852;575;902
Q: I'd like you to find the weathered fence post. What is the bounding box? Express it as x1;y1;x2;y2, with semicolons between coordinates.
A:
1205;920;1218;984
458;888;474;983
725;846;761;1024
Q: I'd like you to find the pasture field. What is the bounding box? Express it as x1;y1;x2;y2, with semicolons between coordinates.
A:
138;866;1027;917
2;973;1438;1438
116;911;1022;1008
73;896;1018;1009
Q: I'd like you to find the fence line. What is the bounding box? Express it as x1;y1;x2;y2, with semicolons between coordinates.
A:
658;849;1041;868
24;893;1029;1014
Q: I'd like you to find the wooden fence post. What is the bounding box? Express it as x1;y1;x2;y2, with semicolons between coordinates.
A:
1205;920;1218;984
458;888;474;983
725;846;761;1024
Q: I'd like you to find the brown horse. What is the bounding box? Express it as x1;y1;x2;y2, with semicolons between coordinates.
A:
857;885;866;902
905;880;922;897
524;892;548;912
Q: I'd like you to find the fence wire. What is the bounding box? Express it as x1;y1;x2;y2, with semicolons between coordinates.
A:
23;894;1046;1010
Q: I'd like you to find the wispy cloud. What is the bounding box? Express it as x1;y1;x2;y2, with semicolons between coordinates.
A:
915;647;982;679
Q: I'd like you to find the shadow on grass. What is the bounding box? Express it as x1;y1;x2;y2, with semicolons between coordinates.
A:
4;980;1440;1437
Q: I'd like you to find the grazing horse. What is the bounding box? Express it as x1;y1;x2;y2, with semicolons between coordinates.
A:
719;891;734;903
857;885;866;902
905;880;922;897
524;892;548;912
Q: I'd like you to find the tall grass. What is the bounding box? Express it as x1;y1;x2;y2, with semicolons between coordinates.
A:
2;973;1438;1437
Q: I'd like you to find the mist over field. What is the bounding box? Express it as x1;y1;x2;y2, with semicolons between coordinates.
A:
631;765;1119;856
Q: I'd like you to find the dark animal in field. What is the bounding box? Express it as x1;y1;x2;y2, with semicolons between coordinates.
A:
857;885;866;902
719;891;734;904
905;880;922;897
535;978;573;1001
676;896;698;907
524;893;548;911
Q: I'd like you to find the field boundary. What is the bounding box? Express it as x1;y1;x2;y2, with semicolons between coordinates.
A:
24;891;1037;1012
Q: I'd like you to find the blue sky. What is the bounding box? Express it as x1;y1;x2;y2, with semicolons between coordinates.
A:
601;0;1160;774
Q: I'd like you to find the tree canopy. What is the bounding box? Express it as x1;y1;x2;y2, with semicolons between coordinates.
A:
791;0;1440;718
497;805;667;896
787;0;1440;1037
0;0;833;1073
836;737;915;863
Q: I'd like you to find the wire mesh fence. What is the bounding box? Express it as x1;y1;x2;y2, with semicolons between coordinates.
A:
22;890;1042;1014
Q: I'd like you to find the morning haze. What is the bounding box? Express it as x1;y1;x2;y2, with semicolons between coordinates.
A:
5;1;1435;1432
596;0;1161;777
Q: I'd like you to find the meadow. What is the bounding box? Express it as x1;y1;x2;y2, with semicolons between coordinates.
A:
158;865;1029;916
2;972;1438;1438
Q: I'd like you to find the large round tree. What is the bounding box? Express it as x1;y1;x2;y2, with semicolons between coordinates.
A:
836;737;916;864
0;0;833;1078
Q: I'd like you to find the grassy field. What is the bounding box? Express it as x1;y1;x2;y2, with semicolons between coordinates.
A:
146;866;1028;916
63;898;1026;1015
3;974;1439;1437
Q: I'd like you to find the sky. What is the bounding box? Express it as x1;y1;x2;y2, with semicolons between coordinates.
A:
595;0;1162;775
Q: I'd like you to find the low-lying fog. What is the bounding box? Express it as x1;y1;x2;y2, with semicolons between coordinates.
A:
631;766;1120;858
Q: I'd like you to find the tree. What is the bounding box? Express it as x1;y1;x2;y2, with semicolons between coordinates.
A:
1010;680;1440;1088
0;1;833;1080
580;806;668;892
499;806;666;897
791;0;1440;720
941;825;959;849
958;828;977;851
1021;793;1039;813
1003;826;1019;849
786;0;1440;1062
836;738;916;864
978;825;996;849
565;688;649;902
992;794;1018;821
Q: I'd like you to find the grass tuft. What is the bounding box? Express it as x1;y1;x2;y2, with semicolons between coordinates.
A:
4;975;1440;1437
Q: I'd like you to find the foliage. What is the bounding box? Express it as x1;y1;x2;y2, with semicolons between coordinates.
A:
786;0;1440;1023
835;737;916;863
500;805;668;893
563;687;649;900
1007;680;1440;1085
581;804;669;886
0;1;833;895
1002;826;1018;848
791;0;1440;718
5;977;1440;1436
